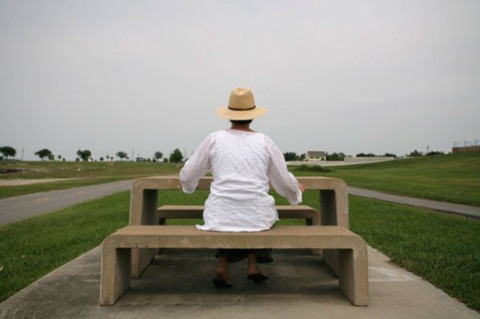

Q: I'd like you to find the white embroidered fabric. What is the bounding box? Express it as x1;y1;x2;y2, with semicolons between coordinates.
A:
180;129;302;232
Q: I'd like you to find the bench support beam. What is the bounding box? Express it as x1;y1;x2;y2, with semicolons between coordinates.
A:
100;226;368;307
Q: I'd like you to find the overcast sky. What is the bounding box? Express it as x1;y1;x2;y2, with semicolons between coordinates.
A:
1;0;479;161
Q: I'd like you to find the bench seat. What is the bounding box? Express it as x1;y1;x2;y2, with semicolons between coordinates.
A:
156;205;321;225
100;225;368;306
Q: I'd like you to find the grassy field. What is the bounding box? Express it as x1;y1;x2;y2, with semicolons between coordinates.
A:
0;192;131;301
1;190;479;311
0;161;180;199
1;154;479;309
292;152;480;206
1;153;479;206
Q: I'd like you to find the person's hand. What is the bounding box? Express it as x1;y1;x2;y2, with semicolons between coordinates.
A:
298;183;305;192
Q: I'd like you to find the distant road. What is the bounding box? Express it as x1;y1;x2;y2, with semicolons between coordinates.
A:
348;187;480;219
1;179;479;226
0;180;133;225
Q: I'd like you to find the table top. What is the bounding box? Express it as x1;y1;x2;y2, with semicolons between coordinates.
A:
131;175;347;191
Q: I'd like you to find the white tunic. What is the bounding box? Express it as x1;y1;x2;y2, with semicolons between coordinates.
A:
180;129;302;232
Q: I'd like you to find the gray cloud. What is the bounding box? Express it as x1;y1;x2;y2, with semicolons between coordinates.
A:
1;0;479;160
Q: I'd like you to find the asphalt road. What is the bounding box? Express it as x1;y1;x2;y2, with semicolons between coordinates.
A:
1;180;479;226
348;186;480;218
0;180;133;225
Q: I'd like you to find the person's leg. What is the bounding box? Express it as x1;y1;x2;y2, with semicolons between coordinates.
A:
247;254;269;283
247;254;260;275
216;257;230;280
213;250;232;288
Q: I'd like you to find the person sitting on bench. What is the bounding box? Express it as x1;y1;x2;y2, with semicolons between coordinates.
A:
180;88;305;288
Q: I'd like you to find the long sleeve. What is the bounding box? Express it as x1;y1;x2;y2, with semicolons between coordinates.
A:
179;133;214;194
265;136;302;205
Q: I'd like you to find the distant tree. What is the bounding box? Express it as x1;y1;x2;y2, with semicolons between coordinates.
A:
427;151;444;156
57;154;62;160
384;153;397;158
77;150;92;162
116;151;128;161
169;148;184;163
356;153;376;157
283;152;298;161
100;157;104;161
409;150;423;157
163;158;168;163
35;149;53;161
154;151;163;161
299;153;306;161
326;152;346;161
0;146;16;160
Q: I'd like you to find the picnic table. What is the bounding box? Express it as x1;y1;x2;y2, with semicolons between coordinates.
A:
100;175;368;306
128;176;350;278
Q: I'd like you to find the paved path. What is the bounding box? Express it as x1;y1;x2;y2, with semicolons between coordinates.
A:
1;180;479;226
349;187;480;218
1;247;478;318
0;180;133;225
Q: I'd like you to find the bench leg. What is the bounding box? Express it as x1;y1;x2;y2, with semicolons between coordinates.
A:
306;214;323;256
338;248;369;306
131;248;156;278
323;249;341;275
100;246;131;306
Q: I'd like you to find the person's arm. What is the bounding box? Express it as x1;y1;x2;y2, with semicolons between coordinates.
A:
179;133;214;194
266;136;303;205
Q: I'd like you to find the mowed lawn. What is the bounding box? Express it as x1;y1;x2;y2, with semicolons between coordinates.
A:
0;153;479;310
0;161;181;199
292;152;480;206
1;189;479;310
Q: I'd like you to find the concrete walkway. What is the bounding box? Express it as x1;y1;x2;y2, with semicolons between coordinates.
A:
349;187;480;218
0;180;133;225
1;246;478;318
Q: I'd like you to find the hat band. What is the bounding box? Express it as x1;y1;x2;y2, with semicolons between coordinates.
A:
228;105;256;111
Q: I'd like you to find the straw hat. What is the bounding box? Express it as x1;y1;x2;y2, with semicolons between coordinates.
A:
216;88;267;120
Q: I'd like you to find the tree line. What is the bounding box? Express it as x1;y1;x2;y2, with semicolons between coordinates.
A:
282;150;445;161
0;146;185;163
0;146;447;162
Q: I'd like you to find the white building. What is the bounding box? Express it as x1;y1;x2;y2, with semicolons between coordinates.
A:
305;151;327;161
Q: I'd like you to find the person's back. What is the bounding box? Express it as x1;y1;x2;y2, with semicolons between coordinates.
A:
179;88;304;288
210;129;269;193
198;129;275;232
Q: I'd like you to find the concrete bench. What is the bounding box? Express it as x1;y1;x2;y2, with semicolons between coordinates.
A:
156;205;322;255
130;176;350;279
100;225;369;306
156;205;321;225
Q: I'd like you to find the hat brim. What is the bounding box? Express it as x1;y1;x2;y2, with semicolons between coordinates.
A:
216;106;267;120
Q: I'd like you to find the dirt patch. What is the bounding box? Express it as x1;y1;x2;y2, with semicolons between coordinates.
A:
0;168;24;174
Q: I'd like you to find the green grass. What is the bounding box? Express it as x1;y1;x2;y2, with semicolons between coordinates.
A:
348;196;480;311
2;189;479;311
2;153;479;206
292;153;480;206
0;191;131;301
0;161;181;199
1;154;479;310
